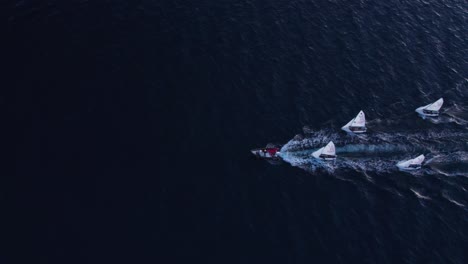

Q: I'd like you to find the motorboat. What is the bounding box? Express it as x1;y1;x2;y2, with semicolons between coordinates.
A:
251;145;282;160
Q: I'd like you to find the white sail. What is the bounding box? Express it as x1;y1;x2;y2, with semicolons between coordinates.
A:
397;154;425;170
322;141;335;156
312;141;336;160
342;111;366;133
424;98;443;111
342;118;354;130
410;154;425;165
351;111;365;127
312;147;324;159
397;159;412;168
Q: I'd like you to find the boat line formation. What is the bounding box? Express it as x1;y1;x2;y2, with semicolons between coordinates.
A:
251;98;444;171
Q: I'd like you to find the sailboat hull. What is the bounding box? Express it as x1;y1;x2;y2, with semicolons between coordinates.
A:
312;147;336;161
416;106;439;117
312;155;336;161
320;156;336;161
341;125;367;134
397;164;421;171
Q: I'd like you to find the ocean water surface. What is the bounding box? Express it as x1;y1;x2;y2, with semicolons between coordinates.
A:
8;0;468;263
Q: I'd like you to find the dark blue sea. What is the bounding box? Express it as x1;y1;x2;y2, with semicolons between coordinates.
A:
7;0;468;263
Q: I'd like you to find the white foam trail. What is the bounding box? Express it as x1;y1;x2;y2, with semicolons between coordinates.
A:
282;129;467;152
279;128;468;175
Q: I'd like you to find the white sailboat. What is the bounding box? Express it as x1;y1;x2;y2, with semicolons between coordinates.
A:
312;141;336;161
341;110;367;133
396;154;425;171
415;98;443;117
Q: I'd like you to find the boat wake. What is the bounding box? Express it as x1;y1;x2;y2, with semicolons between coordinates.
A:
278;128;468;176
